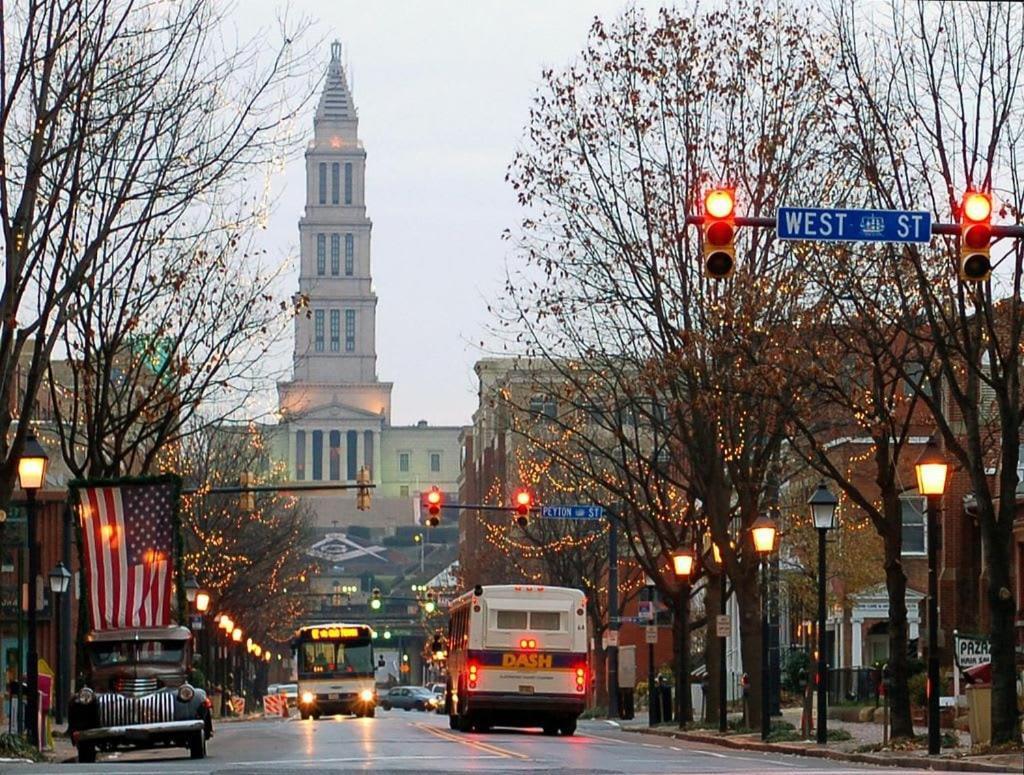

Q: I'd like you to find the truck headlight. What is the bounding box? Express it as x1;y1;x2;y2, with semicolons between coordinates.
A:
359;689;374;702
301;691;315;705
76;687;95;704
177;684;195;702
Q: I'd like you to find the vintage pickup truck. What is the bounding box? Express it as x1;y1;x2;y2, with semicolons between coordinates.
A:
67;625;213;763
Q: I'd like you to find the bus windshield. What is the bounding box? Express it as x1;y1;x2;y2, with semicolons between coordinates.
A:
299;638;373;677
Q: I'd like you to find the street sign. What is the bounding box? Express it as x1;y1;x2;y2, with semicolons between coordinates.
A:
645;626;658;644
540;504;604;520
777;206;932;244
612;615;648;625
715;614;732;638
637;601;655;621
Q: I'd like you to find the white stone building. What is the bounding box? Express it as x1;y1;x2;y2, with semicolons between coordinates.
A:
271;42;462;533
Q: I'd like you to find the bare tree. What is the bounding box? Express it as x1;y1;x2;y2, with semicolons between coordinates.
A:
0;0;315;502
501;3;836;728
831;0;1024;743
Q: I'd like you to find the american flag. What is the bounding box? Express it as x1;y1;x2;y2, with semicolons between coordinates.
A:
78;482;177;630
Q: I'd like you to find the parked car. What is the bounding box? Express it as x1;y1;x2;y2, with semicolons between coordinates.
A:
379;686;437;711
428;683;446;714
68;626;212;763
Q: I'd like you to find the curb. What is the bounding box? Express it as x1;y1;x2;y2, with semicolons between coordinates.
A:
624;726;1018;773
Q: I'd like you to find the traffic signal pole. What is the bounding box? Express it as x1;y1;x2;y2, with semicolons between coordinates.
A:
607;517;619;719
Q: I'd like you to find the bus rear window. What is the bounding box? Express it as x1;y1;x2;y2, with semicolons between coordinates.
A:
495;610;528;630
530;611;562;631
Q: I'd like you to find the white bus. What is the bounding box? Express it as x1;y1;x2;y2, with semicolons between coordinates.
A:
291;623;376;719
445;584;588;736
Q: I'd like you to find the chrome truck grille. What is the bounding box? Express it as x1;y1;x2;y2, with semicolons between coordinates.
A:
113;677;158;696
98;690;174;726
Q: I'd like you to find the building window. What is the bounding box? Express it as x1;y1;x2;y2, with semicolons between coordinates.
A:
331;162;340;205
400;485;409;498
295;430;306;480
318;163;327;204
347;430;358;480
900;495;926;555
311;430;323;481
345;309;356;352
329;430;341;481
330;234;340;275
345;233;354;276
399;452;410;473
314;310;324;352
529;394;557;419
330;309;340;352
344;162;353;204
316;234;326;275
430;452;441;473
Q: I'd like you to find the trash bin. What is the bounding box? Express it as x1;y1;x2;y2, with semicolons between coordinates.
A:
652;684;673;724
966;685;991;746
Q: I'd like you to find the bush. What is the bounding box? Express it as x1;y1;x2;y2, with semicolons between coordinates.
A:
0;733;42;761
781;649;812;694
827;728;853;741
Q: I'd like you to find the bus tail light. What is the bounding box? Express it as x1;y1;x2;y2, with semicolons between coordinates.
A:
519;638;538;649
468;663;479;690
575;665;586;693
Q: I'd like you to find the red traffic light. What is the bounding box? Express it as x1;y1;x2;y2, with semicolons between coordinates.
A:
702;188;736;279
959;191;992;282
963;192;992;222
704;189;735;219
425;487;442;516
513;488;533;516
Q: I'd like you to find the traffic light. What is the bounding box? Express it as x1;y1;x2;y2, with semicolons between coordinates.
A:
424;591;436;614
512;488;533;527
370;587;382;610
423;486;442;527
356;466;372;511
702;188;736;279
960;191;992;281
239;472;255;512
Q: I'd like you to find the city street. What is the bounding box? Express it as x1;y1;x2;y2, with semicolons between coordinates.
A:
0;712;988;774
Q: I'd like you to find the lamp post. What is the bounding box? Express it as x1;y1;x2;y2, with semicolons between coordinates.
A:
47;562;70;725
644;575;656;727
18;433;49;748
671;548;695;726
750;514;778;742
808;482;838;744
915;439;948;756
184;575;199;606
218;615;234;717
232;626;243;704
710;541;729;733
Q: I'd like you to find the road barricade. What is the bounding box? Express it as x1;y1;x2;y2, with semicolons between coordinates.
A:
263;694;288;717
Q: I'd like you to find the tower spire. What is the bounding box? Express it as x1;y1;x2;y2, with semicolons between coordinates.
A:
316;40;357;124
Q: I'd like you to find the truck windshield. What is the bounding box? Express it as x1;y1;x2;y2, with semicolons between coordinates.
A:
89;640;185;667
299;638;373;677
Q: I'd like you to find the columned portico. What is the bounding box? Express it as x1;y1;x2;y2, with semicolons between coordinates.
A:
847;584;925;667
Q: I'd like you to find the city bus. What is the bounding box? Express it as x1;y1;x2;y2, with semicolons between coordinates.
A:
445;584;588;736
292;623;377;719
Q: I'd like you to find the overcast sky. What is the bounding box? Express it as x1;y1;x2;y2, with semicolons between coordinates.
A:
240;0;630;427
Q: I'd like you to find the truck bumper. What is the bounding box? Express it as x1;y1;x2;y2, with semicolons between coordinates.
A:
77;719;204;745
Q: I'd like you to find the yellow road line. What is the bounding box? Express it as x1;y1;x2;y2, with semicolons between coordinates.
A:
414;721;530;760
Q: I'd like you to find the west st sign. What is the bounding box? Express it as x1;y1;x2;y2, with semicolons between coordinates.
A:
777;206;932;244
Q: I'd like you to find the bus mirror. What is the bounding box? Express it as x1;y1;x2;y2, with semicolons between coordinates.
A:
377;657;385;668
473;584;483;597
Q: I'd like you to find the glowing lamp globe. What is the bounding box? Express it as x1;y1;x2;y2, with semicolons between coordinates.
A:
915;439;948;496
671;548;695;579
750;515;778;555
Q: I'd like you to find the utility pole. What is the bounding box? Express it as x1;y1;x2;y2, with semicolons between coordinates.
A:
607;516;619;719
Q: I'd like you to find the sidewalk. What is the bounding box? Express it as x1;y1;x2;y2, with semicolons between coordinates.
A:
615;709;1022;773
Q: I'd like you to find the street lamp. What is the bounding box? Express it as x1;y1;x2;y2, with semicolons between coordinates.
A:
750;514;778;741
184;575;199;604
808;482;838;744
48;561;71;725
915;439;948;756
195;589;211;614
670;548;695;726
19;433;49;748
